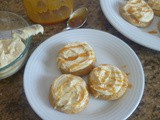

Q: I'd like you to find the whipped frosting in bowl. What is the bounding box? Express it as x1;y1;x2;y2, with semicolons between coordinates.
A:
123;0;154;23
49;74;89;113
0;11;44;80
57;42;96;73
0;24;44;69
89;64;128;99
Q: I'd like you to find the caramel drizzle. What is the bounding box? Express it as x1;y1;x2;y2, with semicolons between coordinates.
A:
55;76;86;107
92;84;116;94
111;86;116;94
114;83;123;86
68;58;93;70
127;4;149;13
74;87;85;107
128;83;133;89
68;57;94;70
58;44;86;54
64;52;89;61
107;83;114;87
148;30;158;34
58;43;94;70
96;67;111;83
127;0;151;21
122;65;127;68
65;56;78;61
91;66;125;94
102;71;110;83
127;7;135;14
117;79;123;82
95;66;123;84
56;75;74;97
122;83;128;88
79;52;89;57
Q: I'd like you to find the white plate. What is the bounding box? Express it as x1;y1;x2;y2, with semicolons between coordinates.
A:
100;0;160;51
24;29;144;120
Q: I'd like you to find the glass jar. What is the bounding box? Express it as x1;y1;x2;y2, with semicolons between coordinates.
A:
23;0;74;25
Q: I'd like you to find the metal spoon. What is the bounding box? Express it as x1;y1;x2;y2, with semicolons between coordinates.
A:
64;7;88;30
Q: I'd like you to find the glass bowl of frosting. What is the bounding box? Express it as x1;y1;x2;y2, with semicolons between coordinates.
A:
0;11;43;79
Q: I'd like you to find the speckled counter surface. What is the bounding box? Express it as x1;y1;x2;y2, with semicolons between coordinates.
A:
0;0;160;120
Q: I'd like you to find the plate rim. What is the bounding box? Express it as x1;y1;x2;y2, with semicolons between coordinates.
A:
100;0;160;51
24;28;145;120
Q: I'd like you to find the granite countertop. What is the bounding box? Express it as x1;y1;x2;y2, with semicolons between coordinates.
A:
0;0;160;120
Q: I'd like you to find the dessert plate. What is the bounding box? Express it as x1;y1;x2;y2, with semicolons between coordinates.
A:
100;0;160;51
24;29;144;120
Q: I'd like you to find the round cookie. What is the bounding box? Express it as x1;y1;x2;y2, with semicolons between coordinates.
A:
57;42;96;76
88;64;128;100
148;0;160;17
49;74;89;114
119;0;154;27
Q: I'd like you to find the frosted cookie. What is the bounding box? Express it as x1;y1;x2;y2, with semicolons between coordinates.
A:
57;42;96;76
148;0;160;16
88;64;128;100
49;74;89;114
119;0;154;27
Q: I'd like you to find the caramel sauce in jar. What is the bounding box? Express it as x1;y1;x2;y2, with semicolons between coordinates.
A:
23;0;74;25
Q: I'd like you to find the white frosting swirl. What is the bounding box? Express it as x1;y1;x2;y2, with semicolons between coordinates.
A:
57;42;96;72
89;64;126;96
123;0;154;22
50;74;89;110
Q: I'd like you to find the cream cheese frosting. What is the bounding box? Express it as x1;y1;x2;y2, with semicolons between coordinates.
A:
50;74;89;110
0;24;44;68
0;37;25;68
89;64;126;97
123;0;154;23
148;0;160;10
13;24;44;40
57;42;96;72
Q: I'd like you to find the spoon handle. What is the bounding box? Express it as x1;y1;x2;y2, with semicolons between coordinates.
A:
63;27;72;31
